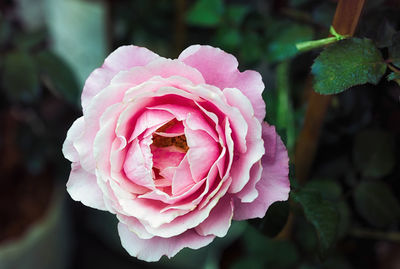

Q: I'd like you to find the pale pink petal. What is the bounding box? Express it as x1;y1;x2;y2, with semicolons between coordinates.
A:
118;222;215;262
141;177;231;237
62;117;84;162
146;58;205;85
124;139;154;188
82;46;160;110
195;195;233;237
184;126;220;182
66;163;106;210
129;109;175;141
235;160;262;203
178;45;265;121
172;155;196;196
233;123;290;220
117;214;155;240
223;88;264;193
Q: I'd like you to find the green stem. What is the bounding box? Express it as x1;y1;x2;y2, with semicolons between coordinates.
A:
296;26;349;53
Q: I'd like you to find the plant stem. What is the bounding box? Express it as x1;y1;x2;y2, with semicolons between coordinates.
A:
278;0;366;241
174;0;186;57
294;0;365;184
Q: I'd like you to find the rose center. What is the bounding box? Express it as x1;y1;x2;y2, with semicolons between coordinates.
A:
150;119;188;192
152;134;188;152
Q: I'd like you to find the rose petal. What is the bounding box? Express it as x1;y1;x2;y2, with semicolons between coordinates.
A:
195;195;233;237
118;222;215;262
62;117;84;162
233;123;290;220
179;45;265;121
82;45;160;110
66;162;106;210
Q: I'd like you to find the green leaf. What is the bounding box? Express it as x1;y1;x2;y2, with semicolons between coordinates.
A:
305;179;342;202
226;4;249;26
291;188;339;254
239;31;263;64
354;181;400;227
353;129;396;178
266;23;314;63
387;71;400;85
213;27;241;51
312;38;386;95
186;0;224;27
2;51;40;102
243;225;299;268
389;32;400;68
231;257;264;269
34;50;80;106
250;201;289;238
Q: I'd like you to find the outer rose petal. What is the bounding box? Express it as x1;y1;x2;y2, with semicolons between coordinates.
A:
178;45;266;121
118;222;215;262
195;195;233;237
82;45;160;110
66;163;106;210
233;123;290;220
62;117;84;162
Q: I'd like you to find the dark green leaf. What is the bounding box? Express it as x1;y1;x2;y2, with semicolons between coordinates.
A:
231;257;264;269
239;31;263;64
312;38;386;95
34;50;80;105
353;129;396;178
226;4;249;26
2;51;40;102
213;27;241;51
387;72;400;85
243;225;299;268
305;179;342;201
376;20;396;48
266;24;314;63
186;0;224;27
354;181;400;227
389;32;400;68
292;188;339;254
250;201;289;238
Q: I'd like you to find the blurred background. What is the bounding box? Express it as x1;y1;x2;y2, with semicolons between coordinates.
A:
0;0;400;268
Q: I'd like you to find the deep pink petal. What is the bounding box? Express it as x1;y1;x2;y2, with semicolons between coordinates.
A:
118;222;215;262
178;45;265;121
233;123;290;220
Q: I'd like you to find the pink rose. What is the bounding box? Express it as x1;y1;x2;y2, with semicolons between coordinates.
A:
63;45;289;261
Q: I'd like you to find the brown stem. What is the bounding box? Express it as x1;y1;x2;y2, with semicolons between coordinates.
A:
174;0;186;56
294;0;365;184
277;0;366;240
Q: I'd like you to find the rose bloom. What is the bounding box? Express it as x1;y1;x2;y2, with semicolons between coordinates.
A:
63;45;290;261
